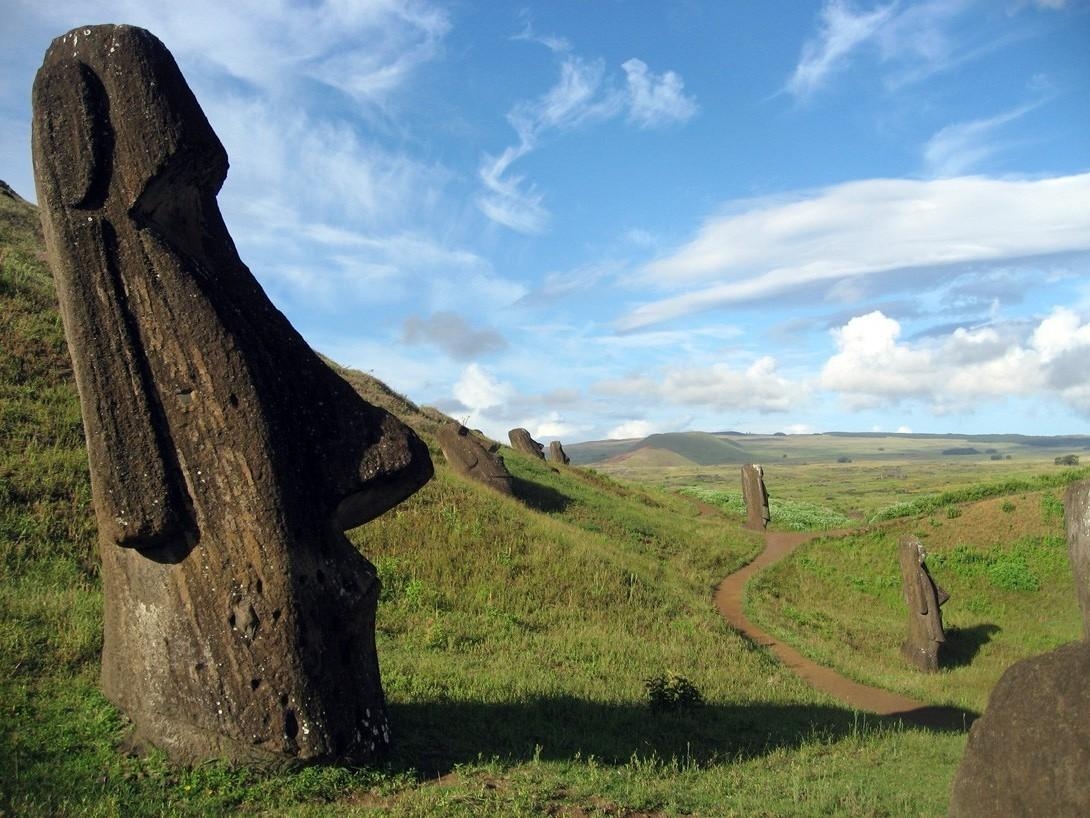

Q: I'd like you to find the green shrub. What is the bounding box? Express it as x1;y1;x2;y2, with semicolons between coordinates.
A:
987;555;1039;592
644;672;703;712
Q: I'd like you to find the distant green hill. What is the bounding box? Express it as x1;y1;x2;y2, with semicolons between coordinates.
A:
567;431;752;467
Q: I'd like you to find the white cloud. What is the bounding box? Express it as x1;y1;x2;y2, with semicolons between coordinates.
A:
786;0;896;98
623;174;1090;329
897;425;913;433
922;102;1039;177
608;420;658;440
478;46;696;231
596;356;807;414
621;59;698;127
453;364;514;414
819;308;1090;415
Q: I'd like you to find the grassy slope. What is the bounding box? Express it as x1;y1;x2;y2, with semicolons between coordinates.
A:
746;491;1080;713
3;185;969;816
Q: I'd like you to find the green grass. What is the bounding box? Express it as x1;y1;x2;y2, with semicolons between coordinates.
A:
0;184;1062;816
678;486;854;531
746;491;1081;714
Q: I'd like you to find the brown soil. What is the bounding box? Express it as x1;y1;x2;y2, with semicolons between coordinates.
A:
715;531;974;731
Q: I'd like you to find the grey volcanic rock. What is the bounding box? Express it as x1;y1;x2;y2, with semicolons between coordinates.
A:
548;440;570;465
948;642;1090;818
438;423;513;495
509;427;545;459
32;25;432;765
899;537;948;673
947;480;1090;816
740;464;770;529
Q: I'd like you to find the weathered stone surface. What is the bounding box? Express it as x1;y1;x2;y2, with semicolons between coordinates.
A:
899;536;948;673
32;25;432;765
740;464;770;529
548;440;570;465
948;641;1090;818
1064;479;1090;637
947;482;1090;816
509;427;545;459
438;423;513;495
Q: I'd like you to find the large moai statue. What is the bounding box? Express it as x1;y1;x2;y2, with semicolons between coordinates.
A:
437;423;514;496
508;427;545;460
948;481;1090;817
740;464;770;530
32;25;432;764
898;537;949;672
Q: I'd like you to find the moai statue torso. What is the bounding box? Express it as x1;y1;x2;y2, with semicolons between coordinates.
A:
741;464;770;530
32;25;432;764
898;537;949;673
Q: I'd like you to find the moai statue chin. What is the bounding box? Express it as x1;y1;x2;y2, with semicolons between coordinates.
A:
32;25;432;764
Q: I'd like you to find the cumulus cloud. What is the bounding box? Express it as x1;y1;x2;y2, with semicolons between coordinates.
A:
819;308;1090;415
402;312;507;360
622;174;1090;329
621;59;698;127
453;364;514;414
608;419;658;440
596;356;807;414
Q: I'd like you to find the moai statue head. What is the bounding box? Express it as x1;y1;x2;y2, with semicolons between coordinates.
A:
898;537;949;672
437;423;514;495
509;427;545;459
32;25;432;763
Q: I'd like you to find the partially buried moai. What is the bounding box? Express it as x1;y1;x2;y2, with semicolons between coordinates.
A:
740;464;770;530
898;536;949;672
32;25;432;764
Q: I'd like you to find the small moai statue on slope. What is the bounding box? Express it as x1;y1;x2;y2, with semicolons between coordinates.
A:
948;482;1090;818
32;25;432;764
549;440;571;465
898;536;949;673
740;464;770;530
509;427;545;459
437;423;514;496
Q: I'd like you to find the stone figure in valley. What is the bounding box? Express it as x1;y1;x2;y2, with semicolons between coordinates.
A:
740;464;770;529
947;480;1090;817
549;440;570;465
509;427;545;460
898;537;949;673
32;24;432;764
437;423;514;496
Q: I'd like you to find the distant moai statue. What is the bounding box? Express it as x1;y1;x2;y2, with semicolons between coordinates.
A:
740;464;770;529
948;481;1090;817
32;25;432;764
437;423;514;496
509;427;546;459
549;440;571;465
898;537;949;672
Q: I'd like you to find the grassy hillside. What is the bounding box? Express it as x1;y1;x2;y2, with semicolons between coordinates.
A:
0;182;981;816
746;490;1081;714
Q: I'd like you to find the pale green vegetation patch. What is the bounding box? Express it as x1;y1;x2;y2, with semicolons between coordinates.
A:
679;486;854;531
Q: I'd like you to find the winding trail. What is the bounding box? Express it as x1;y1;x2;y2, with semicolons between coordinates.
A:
715;530;973;731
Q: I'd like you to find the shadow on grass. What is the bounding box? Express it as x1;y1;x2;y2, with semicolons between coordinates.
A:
943;623;1001;669
388;696;977;778
510;475;571;513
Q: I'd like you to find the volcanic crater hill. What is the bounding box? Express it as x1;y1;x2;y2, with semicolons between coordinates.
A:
567;431;753;468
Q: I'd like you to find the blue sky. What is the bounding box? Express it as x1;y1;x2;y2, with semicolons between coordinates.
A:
3;1;1089;442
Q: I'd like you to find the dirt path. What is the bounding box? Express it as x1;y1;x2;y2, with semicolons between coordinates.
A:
715;530;973;730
